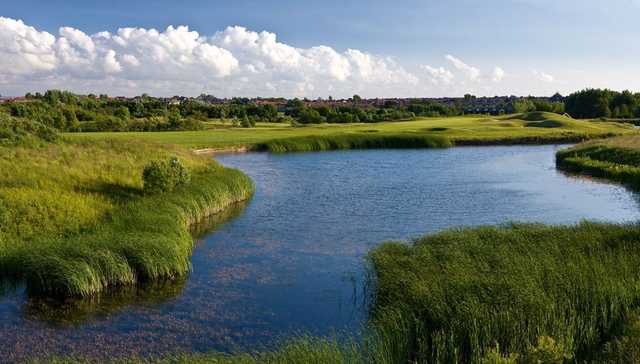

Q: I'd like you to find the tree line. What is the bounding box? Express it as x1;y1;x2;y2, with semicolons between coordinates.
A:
564;89;640;119
3;89;638;133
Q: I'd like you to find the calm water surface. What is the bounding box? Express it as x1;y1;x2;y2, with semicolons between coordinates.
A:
1;145;639;361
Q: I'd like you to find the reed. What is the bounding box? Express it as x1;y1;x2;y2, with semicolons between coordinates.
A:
368;222;640;362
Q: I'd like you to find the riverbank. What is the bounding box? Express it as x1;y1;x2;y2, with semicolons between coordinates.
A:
65;112;635;150
0;137;254;296
556;134;640;188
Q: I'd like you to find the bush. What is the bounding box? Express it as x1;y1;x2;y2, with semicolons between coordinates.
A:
521;336;572;364
142;157;190;194
0;114;58;145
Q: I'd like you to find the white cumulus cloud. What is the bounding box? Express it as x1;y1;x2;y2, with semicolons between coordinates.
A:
445;54;481;81
421;65;454;85
0;17;420;97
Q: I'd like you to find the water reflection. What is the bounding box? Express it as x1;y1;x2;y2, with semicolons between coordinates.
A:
5;201;249;327
22;279;188;326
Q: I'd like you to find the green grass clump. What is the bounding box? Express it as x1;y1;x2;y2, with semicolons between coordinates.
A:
556;134;640;188
368;222;640;363
0;136;254;296
254;133;452;152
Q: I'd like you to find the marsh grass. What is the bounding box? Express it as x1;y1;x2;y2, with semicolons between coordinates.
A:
253;133;452;152
0;137;254;296
368;222;640;363
556;134;640;188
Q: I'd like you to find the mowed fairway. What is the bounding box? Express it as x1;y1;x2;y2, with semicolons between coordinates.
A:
65;113;636;149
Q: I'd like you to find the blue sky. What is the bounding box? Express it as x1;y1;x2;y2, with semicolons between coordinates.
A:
1;0;639;97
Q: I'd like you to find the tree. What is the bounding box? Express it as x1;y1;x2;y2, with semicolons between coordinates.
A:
297;108;325;124
167;108;182;128
114;106;131;121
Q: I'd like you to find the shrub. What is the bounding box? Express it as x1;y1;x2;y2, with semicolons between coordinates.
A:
481;344;519;364
0;113;58;145
142;157;190;194
521;336;572;364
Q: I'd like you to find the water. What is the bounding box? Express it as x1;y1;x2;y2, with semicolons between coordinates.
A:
1;145;639;361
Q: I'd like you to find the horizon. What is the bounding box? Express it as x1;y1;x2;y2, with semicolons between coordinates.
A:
2;0;639;98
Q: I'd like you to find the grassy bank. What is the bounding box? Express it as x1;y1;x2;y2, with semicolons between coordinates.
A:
368;222;640;363
65;112;634;150
556;135;640;188
0;134;254;296
254;133;452;152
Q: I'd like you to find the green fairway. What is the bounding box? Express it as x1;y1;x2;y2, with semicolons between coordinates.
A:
65;113;636;149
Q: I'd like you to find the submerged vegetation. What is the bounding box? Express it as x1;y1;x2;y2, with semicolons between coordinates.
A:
0;117;254;296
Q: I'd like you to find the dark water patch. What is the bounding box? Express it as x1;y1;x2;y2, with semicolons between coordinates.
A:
0;145;639;361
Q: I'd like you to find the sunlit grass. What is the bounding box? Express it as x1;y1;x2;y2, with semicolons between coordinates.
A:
0;138;254;296
65;113;635;149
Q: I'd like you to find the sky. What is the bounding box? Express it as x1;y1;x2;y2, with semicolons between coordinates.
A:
1;0;639;98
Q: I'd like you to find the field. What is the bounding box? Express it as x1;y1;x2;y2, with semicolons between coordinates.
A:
0;131;254;296
65;112;635;150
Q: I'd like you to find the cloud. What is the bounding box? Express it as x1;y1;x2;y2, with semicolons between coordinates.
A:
533;70;554;83
0;17;57;75
445;54;480;80
492;67;506;82
421;65;454;85
0;17;419;97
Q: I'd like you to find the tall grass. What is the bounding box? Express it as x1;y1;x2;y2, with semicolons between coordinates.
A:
454;133;612;146
556;135;640;188
253;133;452;152
0;138;254;296
368;222;640;363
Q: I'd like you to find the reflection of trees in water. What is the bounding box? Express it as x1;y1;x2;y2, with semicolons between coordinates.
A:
21;200;250;326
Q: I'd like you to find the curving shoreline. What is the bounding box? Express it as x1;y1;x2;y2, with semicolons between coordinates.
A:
0;140;255;297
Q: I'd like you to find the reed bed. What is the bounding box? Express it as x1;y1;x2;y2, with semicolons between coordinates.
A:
368;222;640;363
253;133;452;152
